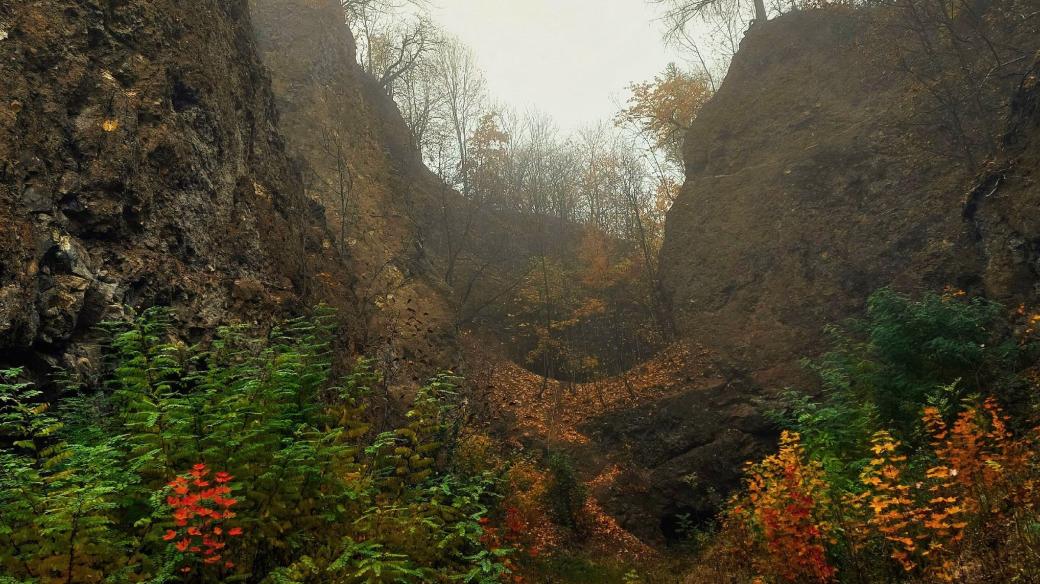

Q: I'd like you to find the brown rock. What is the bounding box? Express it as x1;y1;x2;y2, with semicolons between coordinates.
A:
0;0;352;377
661;10;1039;376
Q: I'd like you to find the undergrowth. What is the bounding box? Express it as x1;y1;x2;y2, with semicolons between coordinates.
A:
0;307;514;583
8;287;1040;584
691;288;1040;583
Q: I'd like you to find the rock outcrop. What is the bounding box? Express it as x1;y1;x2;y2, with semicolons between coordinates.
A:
248;0;458;390
660;9;1039;374
969;58;1040;303
581;375;774;541
0;0;350;379
649;11;1039;537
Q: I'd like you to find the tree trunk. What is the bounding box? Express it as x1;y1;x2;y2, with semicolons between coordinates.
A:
754;0;767;22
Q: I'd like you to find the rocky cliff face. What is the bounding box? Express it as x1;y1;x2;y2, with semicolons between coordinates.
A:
247;0;458;390
0;0;351;379
970;59;1040;303
581;373;774;540
660;9;1038;374
643;15;1040;536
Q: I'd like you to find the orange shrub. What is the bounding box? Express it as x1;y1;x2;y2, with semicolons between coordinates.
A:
503;459;559;557
856;430;963;579
853;399;1040;581
727;432;837;583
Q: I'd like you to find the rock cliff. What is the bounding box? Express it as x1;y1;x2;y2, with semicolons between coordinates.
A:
642;9;1040;537
0;0;351;379
969;59;1040;303
660;9;1039;374
248;0;459;390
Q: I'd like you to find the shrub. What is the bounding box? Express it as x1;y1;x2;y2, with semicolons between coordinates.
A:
163;464;243;576
773;288;1030;486
706;290;1040;584
546;453;588;533
726;432;836;583
0;308;513;583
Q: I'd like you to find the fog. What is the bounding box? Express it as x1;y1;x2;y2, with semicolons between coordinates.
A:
431;0;684;128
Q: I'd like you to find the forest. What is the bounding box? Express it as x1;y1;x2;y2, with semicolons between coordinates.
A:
1;0;1040;582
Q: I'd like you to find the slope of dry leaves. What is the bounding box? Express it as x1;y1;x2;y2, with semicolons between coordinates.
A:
460;331;729;560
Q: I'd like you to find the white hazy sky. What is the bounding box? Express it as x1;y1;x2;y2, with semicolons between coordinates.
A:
430;0;684;130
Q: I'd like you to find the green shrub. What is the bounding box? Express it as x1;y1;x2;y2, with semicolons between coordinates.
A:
0;307;512;583
546;452;587;532
772;288;1031;485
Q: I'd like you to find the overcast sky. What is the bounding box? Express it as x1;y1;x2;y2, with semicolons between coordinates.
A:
429;0;685;131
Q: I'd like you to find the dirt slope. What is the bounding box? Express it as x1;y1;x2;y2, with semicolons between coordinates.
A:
0;0;351;379
465;333;774;543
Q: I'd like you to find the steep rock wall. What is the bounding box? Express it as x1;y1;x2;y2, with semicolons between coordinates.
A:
970;58;1040;302
248;0;460;390
0;0;350;378
627;9;1040;539
660;9;1035;373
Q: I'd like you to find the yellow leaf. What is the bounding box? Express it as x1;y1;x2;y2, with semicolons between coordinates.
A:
102;119;119;132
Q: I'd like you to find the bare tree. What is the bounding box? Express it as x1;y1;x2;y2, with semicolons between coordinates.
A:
318;126;356;253
341;0;433;89
395;56;442;158
657;0;768;36
365;17;439;97
654;0;775;79
576;122;615;231
433;38;488;196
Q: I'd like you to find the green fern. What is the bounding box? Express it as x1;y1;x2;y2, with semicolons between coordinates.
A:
0;308;511;583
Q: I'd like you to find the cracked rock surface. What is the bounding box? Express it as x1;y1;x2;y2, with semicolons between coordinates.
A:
0;0;350;379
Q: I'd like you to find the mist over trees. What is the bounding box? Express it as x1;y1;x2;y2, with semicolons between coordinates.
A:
338;0;708;380
336;0;1039;384
341;0;698;225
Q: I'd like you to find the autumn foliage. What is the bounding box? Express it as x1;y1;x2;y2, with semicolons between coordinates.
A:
164;464;242;575
727;432;837;582
703;291;1040;584
616;63;713;167
714;399;1040;583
